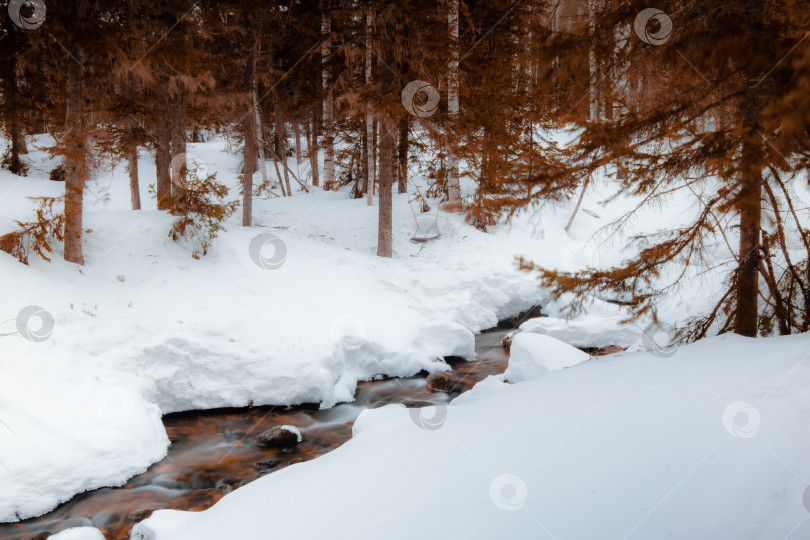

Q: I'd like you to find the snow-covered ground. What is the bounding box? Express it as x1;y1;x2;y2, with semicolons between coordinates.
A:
2;134;803;531
0;137;557;522
132;333;810;540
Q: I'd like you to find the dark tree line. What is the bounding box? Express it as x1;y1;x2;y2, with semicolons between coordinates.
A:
2;0;810;339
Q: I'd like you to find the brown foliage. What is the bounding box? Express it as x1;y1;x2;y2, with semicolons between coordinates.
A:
0;197;65;265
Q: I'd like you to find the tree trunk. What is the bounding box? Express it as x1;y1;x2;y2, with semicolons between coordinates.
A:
7;115;25;175
275;99;293;196
446;0;462;208
305;117;319;187
128;144;141;211
169;90;187;214
170;92;186;160
155;106;172;211
2;40;26;175
365;9;375;206
270;151;287;197
565;174;591;233
377;119;394;258
63;54;86;265
293;121;302;167
734;0;765;337
371;119;377;197
322;10;335;190
242;92;258;226
361;119;369;195
397;117;409;194
253;48;269;191
588;0;599;121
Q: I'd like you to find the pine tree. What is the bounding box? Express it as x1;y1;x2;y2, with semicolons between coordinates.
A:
518;0;810;338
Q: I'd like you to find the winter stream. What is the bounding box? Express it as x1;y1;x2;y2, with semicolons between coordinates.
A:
1;327;514;539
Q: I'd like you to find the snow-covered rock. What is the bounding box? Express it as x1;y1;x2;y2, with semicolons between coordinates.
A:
48;526;106;540
520;316;641;348
254;425;302;448
503;333;590;382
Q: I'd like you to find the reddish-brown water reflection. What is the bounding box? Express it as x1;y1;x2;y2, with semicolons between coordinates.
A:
2;328;510;540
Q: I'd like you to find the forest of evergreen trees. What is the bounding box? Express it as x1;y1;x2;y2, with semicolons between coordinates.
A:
2;0;810;341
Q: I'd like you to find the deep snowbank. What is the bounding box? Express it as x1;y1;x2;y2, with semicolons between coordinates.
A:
0;139;550;522
134;333;810;540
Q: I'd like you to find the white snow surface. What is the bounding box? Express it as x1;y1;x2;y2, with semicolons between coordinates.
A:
0;138;550;522
524;293;644;348
519;316;642;348
47;526;106;540
133;333;810;540
503;332;590;382
2;133;789;526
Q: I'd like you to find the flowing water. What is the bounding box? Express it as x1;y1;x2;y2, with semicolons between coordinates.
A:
1;327;511;540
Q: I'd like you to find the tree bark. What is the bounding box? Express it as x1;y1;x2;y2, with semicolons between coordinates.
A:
371;119;377;197
1;34;26;175
253;46;269;191
397;117;409;194
565;174;590;233
155;106;172;211
446;0;462;208
293;121;302;167
734;0;765;337
275;99;293;196
587;0;599;121
128;144;141;211
170;91;186;160
321;10;335;190
305;117;319;187
377;119;394;258
63;52;86;265
242;90;258;225
365;9;375;206
170;90;187;215
361;118;369;195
